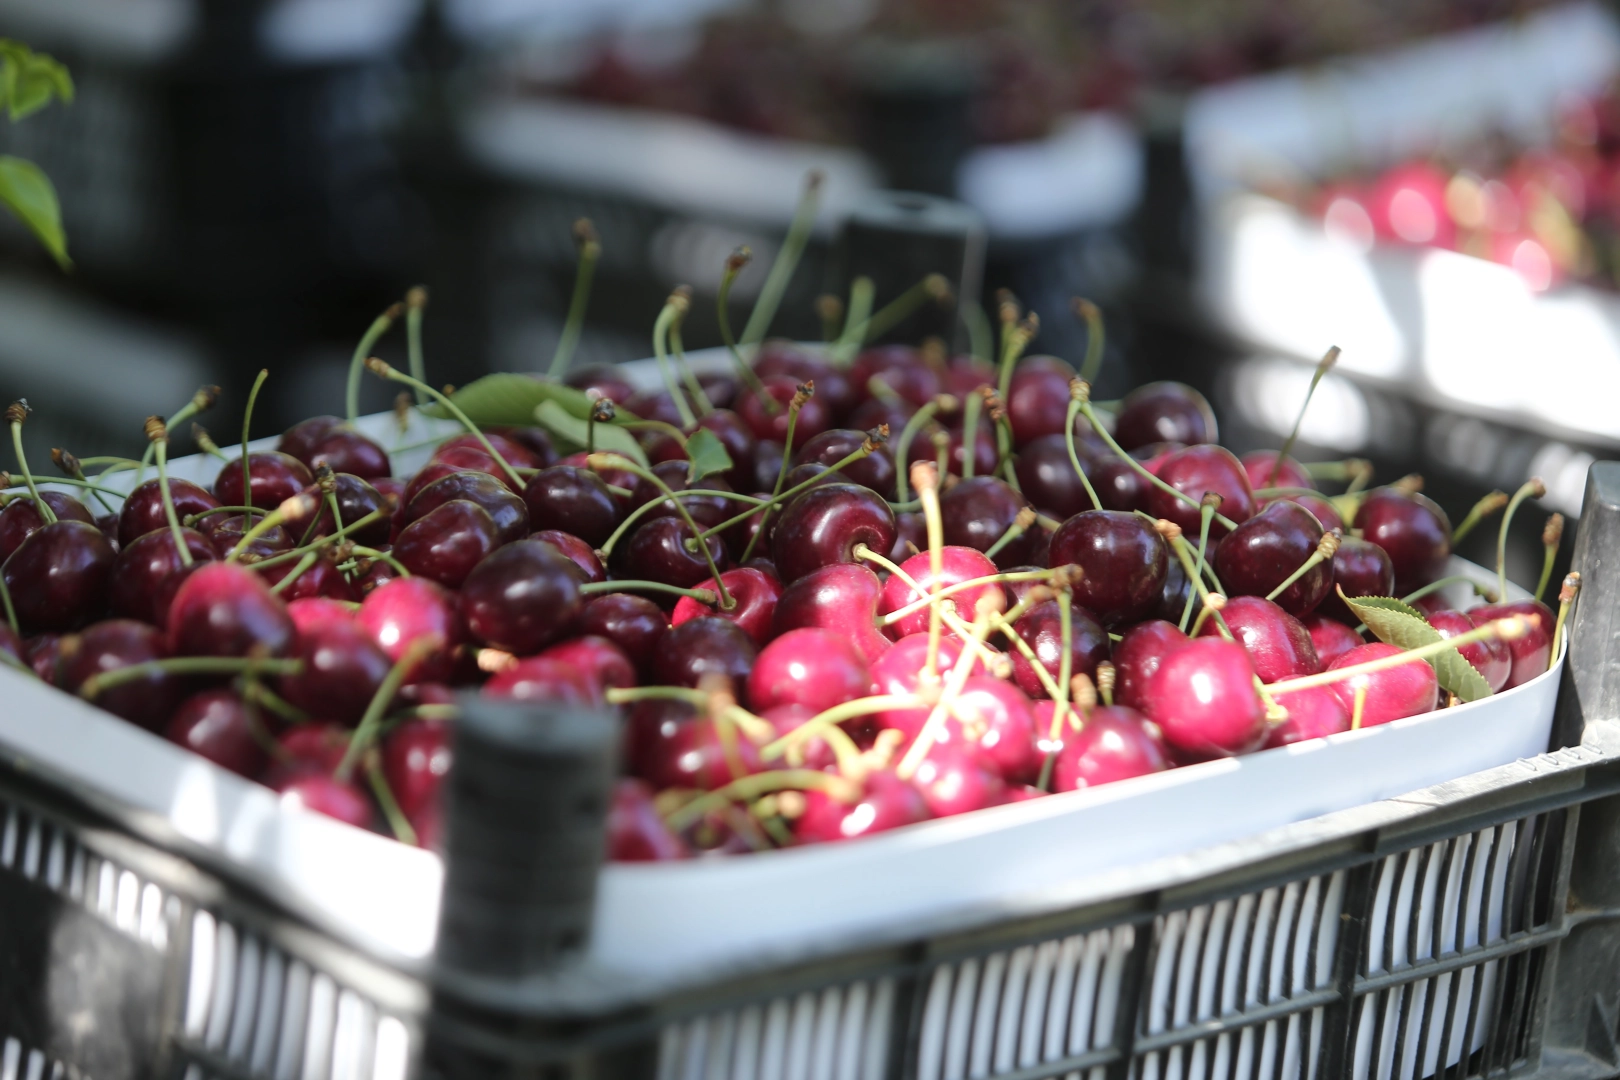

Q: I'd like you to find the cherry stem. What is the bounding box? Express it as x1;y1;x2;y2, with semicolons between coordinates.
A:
364;358;524;489
665;768;849;833
268;551;319;595
365;754;418;846
1270;345;1340;487
941;604;1050;694
81;656;302;700
1536;513;1565;603
616;418;688;449
1096;662;1116;707
351;546;410;578
715;247;774;409
241;677;309;725
896;615;986;780
52;448;114;514
1165;528;1235;641
959;389;982;479
580;580;718;604
589;453;733;610
1451;490;1508;545
817;294;843;342
739;388;808;564
1497;477;1546;601
148;420;193;567
651;294;699;428
914;462;946;679
983;507;1037;562
1189;593;1224;637
1350;685;1367;731
1074;381;1239;530
828;276;876;368
1180;498;1219;632
227;492;315;560
404;286;429;405
695;443;874;544
238;369;269;527
740;171;822;353
1073;298;1106;386
598;488;763;559
1035;590;1076;792
6;404;50;524
848;274;952;347
1551;572;1579;669
345;303;402;424
136;384;219;488
336;635;441;782
759;694;920;762
546;221;599;379
669;320;713;419
961;299;993;366
1305;459;1373;485
1265;532;1339;604
1062;399;1104;510
240;508;386;572
1275;617;1529;696
893;400;946;504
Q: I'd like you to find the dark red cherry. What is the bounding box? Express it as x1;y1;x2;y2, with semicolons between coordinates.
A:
878;546;1003;638
795;428;896;499
1240;451;1314;492
1264;685;1349;748
491;427;556;468
1278;492;1344;533
622;390;685;428
275;774;372;829
1428;609;1510;692
206;516;291;560
1089;450;1156;513
889;511;925;561
945;423;999;478
58;619;180;730
748;628;870;714
652;616;757;696
630;703;762;793
1213;500;1331;616
1007;600;1108;698
628;461;735;529
25;633;61;683
1048;704;1170;790
213;451;314;511
278;620;392;723
1006;367;1076;447
117;479;220;548
460;539;584;655
939;476;1031;567
166;561;295;658
522;466;621;547
771;483;896;583
166;690;266;777
3;520;115;632
1302;613;1363;667
756;344;854;415
382;718;451;820
401;462;475;509
1316;536;1395;624
607;778;689;861
1197;595;1320;683
771;563;892;664
1112;619;1189;711
616;515;730;589
532;529;605;582
535;636;636;695
849;345;939;407
309;430;391;480
286;597;355;637
1014;434;1098;519
1354;488;1452;596
671;566;782;646
482;655;602;705
393;500;500;587
0;492;96;563
1144;445;1255;538
1155;552;1192;622
911;743;1008;817
564;365;635;404
269;723;352;781
752;440;786;492
435;432;544;472
109;527;217;627
1114;382;1218;450
574;593;667;677
1469;600;1555;689
1142;637;1267;758
1047;510;1169;625
278;415;345;464
1326;643;1438;724
738;375;832;443
794;770;930;843
264;554;358;604
276;474;393;548
401;470;528;546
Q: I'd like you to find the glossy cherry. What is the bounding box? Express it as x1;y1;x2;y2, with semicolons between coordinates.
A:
934;675;1043;784
878;546;1004;638
285;596;355;636
117;479;220;548
564;365;636;405
274;619;391;723
1006;366;1078;447
1142;637;1267;758
460;539;584;655
1014;435;1097;519
849;345;939;407
617;515;730;590
1326;642;1438;724
1114;382;1218;450
771;563;891;664
1144;445;1255;538
3;520;116;633
109;527;217;627
627;700;761;790
206;516;291;560
1239;451;1314;492
1198;595;1320;683
534;636;636;694
747;628;870;714
308;429;391;480
573;593;667;676
1047;704;1170;791
435;432;543;472
356;576;461;682
1214;500;1330;616
1470;599;1555;689
382;719;451;820
939;477;1032;567
761;704;838;770
671;566;782;646
277;473;393;547
771;483;895;583
1007;600;1109;698
794;770;931;843
213;451;314;511
1429;608;1511;692
482;655;602;704
946;424;999;478
58;619;180;730
1317;536;1395;624
1047;510;1169;625
1112;620;1190;711
1354;487;1452;595
522;465;621;547
0;492;96;563
393;499;500;587
795;428;896;499
738;375;832;443
652;616;757;696
166;561;295;658
911;743;1008;817
278;415;345;464
1264;685;1350;748
165;690;267;777
1303;613;1364;667
401;470;528;546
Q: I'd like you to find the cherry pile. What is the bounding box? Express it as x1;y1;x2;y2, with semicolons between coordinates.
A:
0;273;1573;862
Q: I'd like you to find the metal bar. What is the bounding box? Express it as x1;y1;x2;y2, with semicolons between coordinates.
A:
1317;859;1378;1080
1105;918;1156;1080
1132;988;1341;1054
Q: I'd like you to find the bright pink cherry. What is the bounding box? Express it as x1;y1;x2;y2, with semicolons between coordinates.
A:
878;546;1004;638
167;561;295;658
1112;620;1189;710
748;628;871;714
1142;637;1267;758
481;656;602;705
1264;686;1350;748
1198;595;1320;683
1302;613;1363;667
535;636;636;694
285;597;356;637
1046;704;1170;791
356;577;461;682
382;718;451;820
771;563;892;664
275;774;372;829
671;567;782;646
1240;450;1314;492
1325;643;1438;725
761;704;837;770
794;770;930;843
911;743;1008;817
940;676;1042;785
1469;600;1554;689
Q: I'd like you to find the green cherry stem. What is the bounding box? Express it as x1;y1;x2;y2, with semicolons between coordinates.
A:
239;369;269;527
345;302;403;424
597;488;762;560
6;402;50;524
1062;398;1104;510
364;358;523;489
579;580;718;603
894;398;948;504
1451;489;1509;545
849;274;952;346
959;388;982;479
1264;531;1340;604
694;438;878;545
739;384;810;564
1497;477;1547;601
237;508;386;572
740;170;822;350
336;636;441;781
1550;573;1580;669
983;507;1036;562
1537;513;1565;603
404;286;429;404
652;289;698;429
1035;590;1076;792
51;448;114;514
715;247;773;407
137;384;220;488
366;753;418;846
588;454;733;610
546;219;600;379
81;657;302;701
1180;496;1219;632
146;416;193;567
0;570;18;637
1161;523;1234;641
1073;297;1106;385
759;694;921;762
963;299;994;367
269;551;319;595
1268;345;1339;488
665;769;852;834
830;276;875;367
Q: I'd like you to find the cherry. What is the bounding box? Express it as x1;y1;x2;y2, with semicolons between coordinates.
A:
849;346;940;407
794;770;930;843
275;774;373;829
434;432;543;472
491;427;556;468
1264;685;1350;748
911;743;1008;816
1198;595;1320;682
616;516;730;590
117;479;220;548
459;539;584;655
1354;487;1452;595
1154;552;1192;622
943;354;998;399
1142;637;1267;758
532;529;605;583
109;527;217;626
761;704;838;770
607;778;689;861
1014;435;1097;518
206;516;291;560
1469;600;1555;688
382;718;451;820
213;451;314;511
795;429;897;499
756;345;854;414
1316;536;1395;624
277;620;392;723
623;390;686;428
1114;382;1218;450
1047;704;1170;790
939;477;1032;567
1007;600;1108;698
898;675;1041;785
771;563;892;664
748;628;871;714
1325;643;1438;724
482;654;602;704
278;416;345;464
652;615;757;695
286;596;355;636
58;619;181;730
165;690;266;777
401;463;477;509
1089;445;1168;513
535;635;636;694
522;466;621;547
1144;445;1255;538
266;553;359;602
1281;492;1344;533
671;566;782;645
400;470;528;547
751;440;786;492
627;463;737;531
0;492;96;563
308;430;391;480
166;561;295;658
945;423;999;478
738;376;831;443
1302;613;1363;667
1214;500;1330;616
564;365;635;405
26;633;61;683
771;483;896;583
1047;510;1169;625
626;699;760;790
3;520;115;632
1112;620;1190;711
574;593;667;677
271;722;353;779
356;577;461;682
393;500;500;587
870;631;1002;736
1007;367;1078;447
1239;451;1313;492
277;473;393;547
1428;609;1510;692
889;511;925;561
878;546;1004;638
428;445;512;489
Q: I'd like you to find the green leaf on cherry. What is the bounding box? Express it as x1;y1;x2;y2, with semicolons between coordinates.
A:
0;156;67;268
533;400;647;467
428;373;600;427
683;427;733;481
1339;591;1493;703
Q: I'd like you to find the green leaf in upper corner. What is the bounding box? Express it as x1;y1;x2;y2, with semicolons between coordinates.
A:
0;41;72;122
1339;592;1494;703
427;373;600;427
684;427;733;481
1339;593;1428;623
533;399;647;467
0;156;67;268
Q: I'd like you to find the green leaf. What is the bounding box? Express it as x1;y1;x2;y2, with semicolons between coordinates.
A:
534;399;647;467
684;427;733;481
429;373;600;428
0;156;67;268
1339;594;1428;622
0;42;72;120
1339;592;1494;703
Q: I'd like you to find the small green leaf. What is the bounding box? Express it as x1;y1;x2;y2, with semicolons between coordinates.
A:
1339;594;1428;622
0;156;67;268
1340;592;1493;703
534;399;647;467
429;373;599;428
684;427;733;480
0;42;72;120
